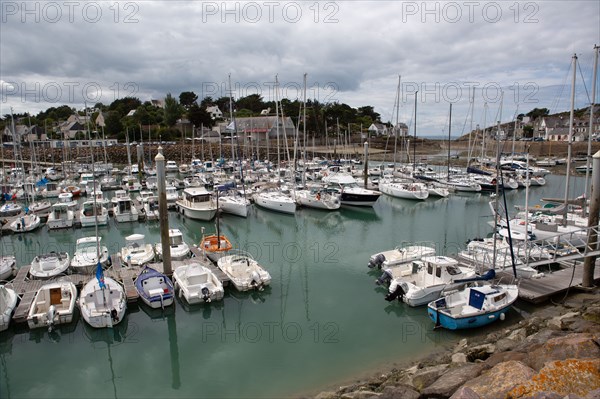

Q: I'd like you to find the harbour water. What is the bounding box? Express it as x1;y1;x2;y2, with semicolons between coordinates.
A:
0;173;588;398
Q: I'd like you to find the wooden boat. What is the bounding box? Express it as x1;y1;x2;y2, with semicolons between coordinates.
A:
200;234;233;263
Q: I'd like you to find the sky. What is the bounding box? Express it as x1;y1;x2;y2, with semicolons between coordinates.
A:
1;0;599;136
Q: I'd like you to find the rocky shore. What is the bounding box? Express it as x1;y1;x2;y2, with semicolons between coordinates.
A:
311;289;600;399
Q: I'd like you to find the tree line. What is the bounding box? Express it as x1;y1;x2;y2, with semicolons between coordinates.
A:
1;91;386;142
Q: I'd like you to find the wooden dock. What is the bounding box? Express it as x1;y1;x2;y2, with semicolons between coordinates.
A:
497;260;600;303
109;255;140;303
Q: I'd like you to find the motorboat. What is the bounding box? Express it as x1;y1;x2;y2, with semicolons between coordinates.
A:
113;192;139;223
172;261;224;304
142;196;160;221
323;173;381;207
176;187;218;221
155;229;190;261
217;252;271;291
368;245;436;269
427;282;518;330
134;266;174;309
27;281;77;330
70;236;111;274
385;256;476;307
29;252;70;279
29;200;52;214
47;203;74;230
0;203;22;217
120;234;155;266
166;160;179;173
0;285;18;332
0;256;16;280
78;275;127;328
80;200;109;227
165;186;179;209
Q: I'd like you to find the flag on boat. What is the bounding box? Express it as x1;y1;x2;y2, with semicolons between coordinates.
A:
95;262;106;289
226;121;236;131
36;177;48;187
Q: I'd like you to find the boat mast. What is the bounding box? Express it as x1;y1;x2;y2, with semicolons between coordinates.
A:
393;75;401;172
413;91;418;172
563;54;577;225
302;73;307;187
584;45;599;206
275;75;281;183
85;104;100;261
447;103;452;181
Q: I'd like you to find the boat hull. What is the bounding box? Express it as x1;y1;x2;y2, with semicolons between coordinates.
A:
427;302;513;330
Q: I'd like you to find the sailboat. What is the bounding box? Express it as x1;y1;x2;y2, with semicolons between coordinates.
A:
78;263;127;328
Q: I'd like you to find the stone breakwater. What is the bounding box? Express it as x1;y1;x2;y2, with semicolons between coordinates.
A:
311;289;600;399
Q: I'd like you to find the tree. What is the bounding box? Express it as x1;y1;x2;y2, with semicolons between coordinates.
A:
179;91;198;109
200;96;214;109
163;93;183;127
523;125;534;137
109;97;142;118
525;108;550;120
104;111;123;137
187;103;213;128
358;106;380;123
236;94;265;114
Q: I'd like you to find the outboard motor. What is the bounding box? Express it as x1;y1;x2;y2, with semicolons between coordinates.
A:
385;280;407;302
375;269;393;286
201;287;211;303
46;305;57;331
110;308;119;323
368;253;386;269
250;271;263;291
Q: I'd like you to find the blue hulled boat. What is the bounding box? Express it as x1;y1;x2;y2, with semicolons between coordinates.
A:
134;266;175;309
427;283;518;330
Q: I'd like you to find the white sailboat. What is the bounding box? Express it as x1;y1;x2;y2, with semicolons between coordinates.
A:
79;272;126;328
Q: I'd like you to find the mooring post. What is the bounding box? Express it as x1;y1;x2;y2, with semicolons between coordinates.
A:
156;147;172;275
583;150;600;287
363;141;369;189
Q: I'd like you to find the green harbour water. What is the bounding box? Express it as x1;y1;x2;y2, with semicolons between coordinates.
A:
0;173;586;398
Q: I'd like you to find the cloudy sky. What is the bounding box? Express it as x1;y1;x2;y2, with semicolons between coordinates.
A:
1;1;599;136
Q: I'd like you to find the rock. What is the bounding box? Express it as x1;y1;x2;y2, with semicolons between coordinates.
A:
527;333;600;371
523;316;545;335
340;390;380;399
484;351;528;368
513;329;567;352
582;305;600;324
506;359;600;399
453;338;468;353
496;338;518;352
520;392;563;399
420;363;488;399
508;328;527;342
379;385;419;399
548;312;580;330
315;391;338;399
410;364;449;391
567;319;600;333
449;386;481;399
466;343;496;362
584;388;600;399
451;353;467;363
463;360;536;399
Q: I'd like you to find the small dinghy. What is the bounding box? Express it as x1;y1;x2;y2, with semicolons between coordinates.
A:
0;256;16;281
134;266;174;309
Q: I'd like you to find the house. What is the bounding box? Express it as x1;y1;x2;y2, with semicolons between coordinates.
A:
206;106;223;120
2;124;46;143
220;116;295;141
392;122;409;137
368;123;389;136
59;114;90;139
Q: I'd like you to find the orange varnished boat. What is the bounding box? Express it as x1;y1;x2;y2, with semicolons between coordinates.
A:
201;235;232;254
